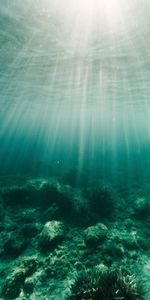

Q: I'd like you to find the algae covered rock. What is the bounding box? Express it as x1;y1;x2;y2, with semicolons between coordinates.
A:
3;232;28;257
0;196;5;221
44;252;71;279
42;203;60;222
2;267;25;299
133;197;150;219
84;223;108;247
39;220;65;250
22;256;38;277
102;241;124;262
1;257;38;299
83;183;114;218
23;277;34;294
20;223;39;238
1;186;32;206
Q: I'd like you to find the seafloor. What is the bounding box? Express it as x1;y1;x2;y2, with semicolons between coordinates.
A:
0;174;150;299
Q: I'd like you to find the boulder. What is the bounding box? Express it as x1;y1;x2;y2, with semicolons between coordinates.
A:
133;197;150;219
84;223;108;247
2;268;25;299
3;232;28;257
23;277;34;294
39;220;65;250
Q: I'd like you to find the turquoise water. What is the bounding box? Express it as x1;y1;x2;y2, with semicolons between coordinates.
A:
0;1;150;182
0;1;150;299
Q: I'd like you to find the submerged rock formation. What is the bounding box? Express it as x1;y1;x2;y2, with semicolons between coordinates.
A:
39;220;65;250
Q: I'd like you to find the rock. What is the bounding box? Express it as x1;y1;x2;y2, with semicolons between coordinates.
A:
42;203;60;222
19;208;37;223
23;277;34;294
20;223;39;238
1;257;37;299
3;216;17;231
2;267;25;299
2;256;37;298
1;186;31;206
83;184;114;218
22;256;38;277
39;220;65;250
71;195;92;226
102;242;124;260
44;250;71;279
3;232;28;257
133;197;150;219
0;197;5;221
84;223;108;247
122;234;139;250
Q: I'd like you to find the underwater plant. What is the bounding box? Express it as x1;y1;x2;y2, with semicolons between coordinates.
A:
69;267;142;300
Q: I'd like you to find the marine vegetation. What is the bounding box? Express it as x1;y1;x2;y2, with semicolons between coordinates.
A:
70;267;143;300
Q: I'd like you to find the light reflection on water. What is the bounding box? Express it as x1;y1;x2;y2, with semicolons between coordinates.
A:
0;0;150;182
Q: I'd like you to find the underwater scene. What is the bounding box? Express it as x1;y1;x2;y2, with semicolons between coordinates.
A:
0;1;150;299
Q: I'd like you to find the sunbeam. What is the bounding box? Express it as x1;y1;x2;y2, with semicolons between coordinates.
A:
0;0;150;179
0;1;150;299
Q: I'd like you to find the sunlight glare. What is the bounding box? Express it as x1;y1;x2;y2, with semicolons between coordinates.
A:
41;0;124;28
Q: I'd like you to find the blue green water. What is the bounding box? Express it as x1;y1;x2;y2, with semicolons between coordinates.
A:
0;2;150;299
0;1;150;188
